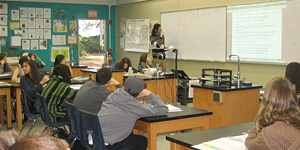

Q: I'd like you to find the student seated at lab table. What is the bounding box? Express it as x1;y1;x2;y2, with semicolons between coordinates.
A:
42;64;77;123
20;60;49;114
114;57;138;73
28;53;46;69
55;54;73;78
138;53;154;73
73;67;121;114
11;56;29;82
285;62;300;105
245;77;300;150
102;53;115;70
98;76;168;150
0;54;14;74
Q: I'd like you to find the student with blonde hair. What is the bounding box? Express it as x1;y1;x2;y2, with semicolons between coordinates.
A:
0;130;70;150
245;77;300;149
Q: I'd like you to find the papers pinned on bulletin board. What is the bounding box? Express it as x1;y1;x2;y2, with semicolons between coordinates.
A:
0;3;8;14
51;46;70;62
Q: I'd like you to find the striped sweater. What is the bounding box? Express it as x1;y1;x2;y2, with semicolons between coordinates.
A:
42;75;77;123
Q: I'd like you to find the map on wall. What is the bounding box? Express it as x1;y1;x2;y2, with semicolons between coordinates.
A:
125;19;150;52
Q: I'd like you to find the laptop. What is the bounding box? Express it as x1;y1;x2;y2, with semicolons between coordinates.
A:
171;69;190;80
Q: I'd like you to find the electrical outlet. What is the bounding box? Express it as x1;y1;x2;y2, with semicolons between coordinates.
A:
213;91;221;103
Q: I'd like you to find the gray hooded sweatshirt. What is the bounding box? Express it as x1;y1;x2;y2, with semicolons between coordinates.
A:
98;88;168;145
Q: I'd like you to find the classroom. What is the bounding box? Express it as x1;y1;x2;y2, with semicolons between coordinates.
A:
0;0;300;150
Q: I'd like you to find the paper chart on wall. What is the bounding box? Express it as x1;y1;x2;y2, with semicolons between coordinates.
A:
31;40;38;50
28;8;35;18
44;19;51;28
22;40;30;50
44;8;51;18
20;7;28;18
35;8;43;18
125;19;150;52
35;29;43;39
52;35;66;45
36;19;43;28
39;40;47;50
0;3;8;14
28;18;35;28
11;10;19;20
28;29;35;39
20;18;27;28
51;46;69;61
0;26;7;36
21;29;28;39
0;15;7;25
44;29;51;39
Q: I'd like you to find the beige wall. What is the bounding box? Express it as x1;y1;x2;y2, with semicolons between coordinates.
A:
116;0;285;87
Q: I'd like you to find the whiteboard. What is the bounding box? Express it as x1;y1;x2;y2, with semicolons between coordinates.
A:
161;7;227;61
125;19;150;52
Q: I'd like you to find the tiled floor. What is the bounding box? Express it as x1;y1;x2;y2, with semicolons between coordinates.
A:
0;103;194;150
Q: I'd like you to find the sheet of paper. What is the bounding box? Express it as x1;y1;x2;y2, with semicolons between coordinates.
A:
35;8;43;18
31;40;38;50
21;29;28;39
36;19;43;28
11;10;19;20
28;29;35;39
0;15;7;25
52;35;66;45
11;36;21;47
189;79;199;98
166;104;183;112
22;40;30;50
120;36;125;49
20;18;27;28
192;134;248;150
39;39;47;50
20;7;28;17
0;26;7;36
28;8;35;18
44;18;51;28
44;8;51;18
35;29;43;39
70;85;82;90
44;29;51;39
0;3;8;14
28;18;35;28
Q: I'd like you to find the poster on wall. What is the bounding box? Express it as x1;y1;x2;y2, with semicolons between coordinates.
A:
39;40;47;50
88;10;97;18
36;8;43;18
28;29;36;39
0;26;7;36
44;29;51;39
44;19;51;28
22;29;28;39
44;8;51;18
53;20;67;32
0;3;8;14
125;19;150;52
20;18;27;28
52;35;66;45
20;7;28;17
28;8;35;18
11;10;19;20
36;29;43;39
69;20;77;31
31;40;38;50
0;15;7;25
0;38;6;46
22;40;30;50
9;22;20;30
28;18;36;28
67;35;77;44
51;46;70;61
36;19;43;28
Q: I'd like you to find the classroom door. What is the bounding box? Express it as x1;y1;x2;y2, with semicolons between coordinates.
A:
78;19;106;69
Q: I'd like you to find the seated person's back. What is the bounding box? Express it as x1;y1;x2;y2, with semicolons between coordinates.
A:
74;68;121;114
42;64;77;123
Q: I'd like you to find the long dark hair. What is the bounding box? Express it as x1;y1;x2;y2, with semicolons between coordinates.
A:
151;23;161;36
52;64;71;84
139;53;148;65
24;60;41;88
0;54;10;72
19;56;29;67
114;57;133;71
285;62;300;94
54;55;65;66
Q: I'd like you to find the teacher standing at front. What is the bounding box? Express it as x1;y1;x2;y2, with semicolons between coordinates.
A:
150;23;168;72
